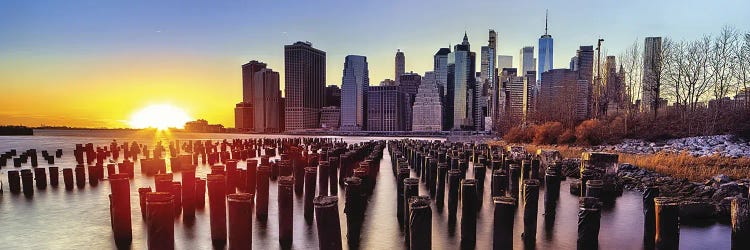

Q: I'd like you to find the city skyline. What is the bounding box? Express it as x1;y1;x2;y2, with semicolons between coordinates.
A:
1;0;748;128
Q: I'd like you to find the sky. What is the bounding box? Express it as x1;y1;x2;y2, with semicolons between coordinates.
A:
1;0;748;128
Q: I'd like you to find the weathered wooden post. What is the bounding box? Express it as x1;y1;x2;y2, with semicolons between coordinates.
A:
278;176;294;248
436;163;448;211
509;164;521;200
256;165;271;221
63;168;74;190
21;169;33;197
493;196;516;250
461;179;478;249
315;196;343;250
577;197;601;250
448;169;462;219
344;177;364;248
8;170;20;193
397;167;410;224
138;187;152;219
109;174;132;246
304;167;318;223
654;197;679;250
643;186;660;248
146;192;174;250
732;197;750;250
227;193;254;250
522;179;540;245
207;174;227;245
409;196;432;250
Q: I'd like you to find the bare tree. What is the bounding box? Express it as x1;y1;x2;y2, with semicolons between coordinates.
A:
618;40;643;134
710;25;740;103
735;32;750;108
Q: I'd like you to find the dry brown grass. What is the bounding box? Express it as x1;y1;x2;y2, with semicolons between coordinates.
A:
523;144;586;159
618;152;750;182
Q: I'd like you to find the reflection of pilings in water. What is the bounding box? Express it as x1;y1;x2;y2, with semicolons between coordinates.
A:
319;161;329;196
428;158;437;197
138;187;152;219
586;180;604;199
448;169;462;220
397;168;410;224
75;165;85;189
34;168;47;190
256;166;271;221
732;197;750;250
643;186;659;249
578;197;601;250
474;164;486;207
654;197;679;250
461;179;478;250
63;168;73;190
109;174;132;246
509;164;520;201
544;168;560;233
182;167;196;220
403;178;420;236
522;179;540;246
492;170;508;198
227;193;253;250
196;178;206;209
207;174;227;245
304;167;318;223
21;169;33;197
436;163;447;211
329;157;339;195
409;197;432;250
49;167;59;187
493;196;516;250
315;196;343;250
146;192;174;250
344;177;364;249
246;159;257;195
278;176;294;248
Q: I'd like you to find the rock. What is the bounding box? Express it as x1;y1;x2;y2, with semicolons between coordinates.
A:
679;201;715;220
712;174;731;185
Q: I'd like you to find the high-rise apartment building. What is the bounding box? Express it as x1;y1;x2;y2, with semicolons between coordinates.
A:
498;55;513;70
284;41;326;131
576;45;594;118
506;71;535;122
340;55;369;131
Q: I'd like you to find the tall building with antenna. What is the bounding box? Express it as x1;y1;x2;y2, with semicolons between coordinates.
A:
538;10;553;80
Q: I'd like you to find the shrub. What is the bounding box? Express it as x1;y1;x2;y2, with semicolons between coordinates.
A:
559;129;576;144
533;121;564;145
503;126;535;143
575;119;603;146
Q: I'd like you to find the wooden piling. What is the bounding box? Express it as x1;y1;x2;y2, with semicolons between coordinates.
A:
146;192;174;250
493;196;516;250
227;193;254;250
207;174;227;244
278;176;294;247
315;196;343;250
654;197;679;250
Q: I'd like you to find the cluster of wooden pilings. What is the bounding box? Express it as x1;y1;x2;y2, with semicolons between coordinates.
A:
2;148;66;196
126;137;385;250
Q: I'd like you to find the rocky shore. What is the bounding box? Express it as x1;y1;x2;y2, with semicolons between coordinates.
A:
558;157;747;222
601;134;750;158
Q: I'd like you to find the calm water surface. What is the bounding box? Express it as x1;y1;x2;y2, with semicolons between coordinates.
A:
0;130;730;249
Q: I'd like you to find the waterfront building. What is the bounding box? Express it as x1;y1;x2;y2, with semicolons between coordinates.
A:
395;49;405;83
366;85;408;131
252;68;281;133
447;33;476;130
234;102;253;131
576;45;595;118
340;55;369;131
325;85;341;107
320;106;341;130
284;41;326;131
412;71;442;131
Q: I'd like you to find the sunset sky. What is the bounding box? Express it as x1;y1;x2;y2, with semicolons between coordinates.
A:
1;0;747;128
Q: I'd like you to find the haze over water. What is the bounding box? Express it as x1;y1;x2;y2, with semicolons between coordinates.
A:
0;130;730;249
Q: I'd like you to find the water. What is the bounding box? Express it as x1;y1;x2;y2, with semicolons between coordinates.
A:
0;130;731;249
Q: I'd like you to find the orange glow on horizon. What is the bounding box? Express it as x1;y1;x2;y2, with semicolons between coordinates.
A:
128;104;192;130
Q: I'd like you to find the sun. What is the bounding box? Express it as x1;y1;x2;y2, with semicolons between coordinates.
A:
129;104;191;130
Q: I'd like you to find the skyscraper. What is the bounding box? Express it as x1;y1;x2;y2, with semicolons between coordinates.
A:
576;45;594;118
395;49;405;83
538;10;553;80
340;55;370;131
412;71;443;131
284;41;326;131
506;71;535;122
324;85;341;107
498;55;513;69
448;33;476;130
642;37;663;113
367;85;408;131
236;60;268;132
434;47;451;130
399;72;421;131
519;46;535;76
253;68;281;133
